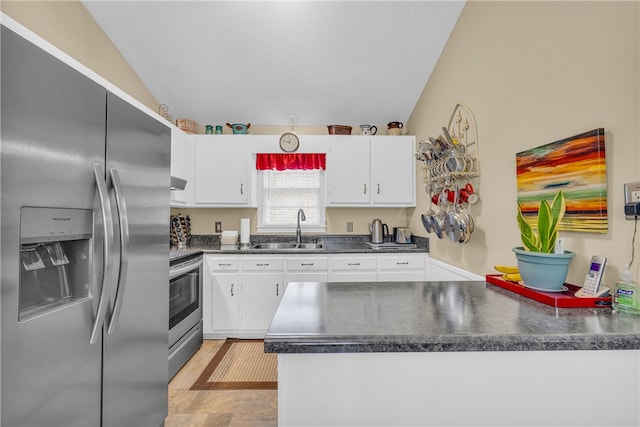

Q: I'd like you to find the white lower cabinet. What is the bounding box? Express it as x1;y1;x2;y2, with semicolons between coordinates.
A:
205;252;434;339
328;255;378;282
210;273;240;332
205;255;284;338
285;257;329;284
378;254;426;281
205;257;240;336
239;258;284;333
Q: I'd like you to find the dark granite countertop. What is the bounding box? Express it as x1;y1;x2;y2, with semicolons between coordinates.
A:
175;234;429;256
264;280;640;354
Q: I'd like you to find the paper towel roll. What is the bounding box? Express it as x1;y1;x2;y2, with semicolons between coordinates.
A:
240;218;250;243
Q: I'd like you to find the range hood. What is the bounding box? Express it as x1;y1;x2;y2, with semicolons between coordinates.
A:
170;176;187;191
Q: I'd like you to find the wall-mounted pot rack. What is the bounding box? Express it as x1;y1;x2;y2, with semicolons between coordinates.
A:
416;103;480;244
417;103;480;186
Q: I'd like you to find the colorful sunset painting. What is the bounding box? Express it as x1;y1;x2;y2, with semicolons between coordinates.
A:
516;128;607;233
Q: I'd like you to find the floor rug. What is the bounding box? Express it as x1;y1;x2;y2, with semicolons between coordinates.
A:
190;339;277;390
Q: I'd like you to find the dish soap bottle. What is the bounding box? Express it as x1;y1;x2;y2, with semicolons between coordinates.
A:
612;269;640;314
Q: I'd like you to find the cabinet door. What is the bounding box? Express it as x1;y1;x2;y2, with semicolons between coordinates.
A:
378;254;426;281
241;272;284;331
286;257;329;284
370;136;416;206
170;127;193;206
326;136;370;205
194;135;250;205
211;274;240;331
329;256;377;282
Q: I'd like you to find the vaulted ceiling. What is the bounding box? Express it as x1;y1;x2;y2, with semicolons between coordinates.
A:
83;1;465;126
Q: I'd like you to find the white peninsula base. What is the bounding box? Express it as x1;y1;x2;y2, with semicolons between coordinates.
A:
277;349;640;426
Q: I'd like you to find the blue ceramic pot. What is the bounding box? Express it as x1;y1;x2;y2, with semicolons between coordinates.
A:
226;122;251;134
512;247;575;291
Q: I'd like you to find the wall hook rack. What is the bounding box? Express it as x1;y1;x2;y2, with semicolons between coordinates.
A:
416;103;480;244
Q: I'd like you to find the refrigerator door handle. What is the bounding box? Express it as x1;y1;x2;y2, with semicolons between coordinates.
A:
107;168;129;335
90;163;114;344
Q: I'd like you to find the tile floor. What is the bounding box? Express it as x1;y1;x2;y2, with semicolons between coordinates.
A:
165;340;278;427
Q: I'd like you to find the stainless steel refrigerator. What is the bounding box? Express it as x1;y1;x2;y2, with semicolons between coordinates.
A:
1;24;170;426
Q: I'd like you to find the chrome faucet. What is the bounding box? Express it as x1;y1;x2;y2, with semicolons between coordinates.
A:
296;208;306;244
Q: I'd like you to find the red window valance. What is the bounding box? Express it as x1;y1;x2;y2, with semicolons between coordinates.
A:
256;153;326;171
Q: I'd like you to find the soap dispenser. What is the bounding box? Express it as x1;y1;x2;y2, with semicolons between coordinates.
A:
612;268;640;314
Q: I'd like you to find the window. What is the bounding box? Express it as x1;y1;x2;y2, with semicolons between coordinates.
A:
257;169;326;232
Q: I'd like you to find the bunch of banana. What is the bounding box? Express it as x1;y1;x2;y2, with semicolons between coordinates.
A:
494;265;521;283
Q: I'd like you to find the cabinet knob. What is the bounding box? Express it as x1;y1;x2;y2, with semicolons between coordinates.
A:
230;283;234;296
363;183;367;195
240;183;244;195
276;283;279;296
377;183;380;194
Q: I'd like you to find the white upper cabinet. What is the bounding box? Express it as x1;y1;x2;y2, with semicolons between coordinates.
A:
326;136;371;205
193;135;251;206
170;127;194;206
174;134;415;208
327;135;416;207
370;136;416;206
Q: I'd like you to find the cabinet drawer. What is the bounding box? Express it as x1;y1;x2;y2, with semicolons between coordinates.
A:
378;255;425;270
330;256;377;271
207;256;239;272
286;257;328;271
241;257;284;271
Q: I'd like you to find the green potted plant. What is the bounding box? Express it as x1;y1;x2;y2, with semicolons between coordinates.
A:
513;191;575;291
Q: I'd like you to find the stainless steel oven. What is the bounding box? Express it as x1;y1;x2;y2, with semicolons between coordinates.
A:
168;252;203;380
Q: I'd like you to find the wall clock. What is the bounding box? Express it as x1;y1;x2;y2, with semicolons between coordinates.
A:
279;132;300;152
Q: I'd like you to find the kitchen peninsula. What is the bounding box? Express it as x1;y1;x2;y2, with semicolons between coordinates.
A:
265;280;640;426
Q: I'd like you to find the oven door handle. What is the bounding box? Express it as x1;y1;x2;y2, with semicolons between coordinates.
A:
170;258;203;279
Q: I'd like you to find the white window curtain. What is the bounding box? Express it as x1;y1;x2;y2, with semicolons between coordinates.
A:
257;169;326;232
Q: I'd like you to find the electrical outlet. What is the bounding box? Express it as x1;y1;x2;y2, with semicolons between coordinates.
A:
347;222;353;232
624;182;640;220
215;221;222;233
624;182;640;204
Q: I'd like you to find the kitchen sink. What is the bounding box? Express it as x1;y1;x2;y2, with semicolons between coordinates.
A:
250;242;324;250
295;243;323;249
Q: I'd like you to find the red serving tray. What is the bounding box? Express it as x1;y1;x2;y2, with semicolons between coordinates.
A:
485;274;612;308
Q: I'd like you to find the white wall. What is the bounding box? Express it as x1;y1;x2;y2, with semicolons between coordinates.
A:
407;1;640;287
